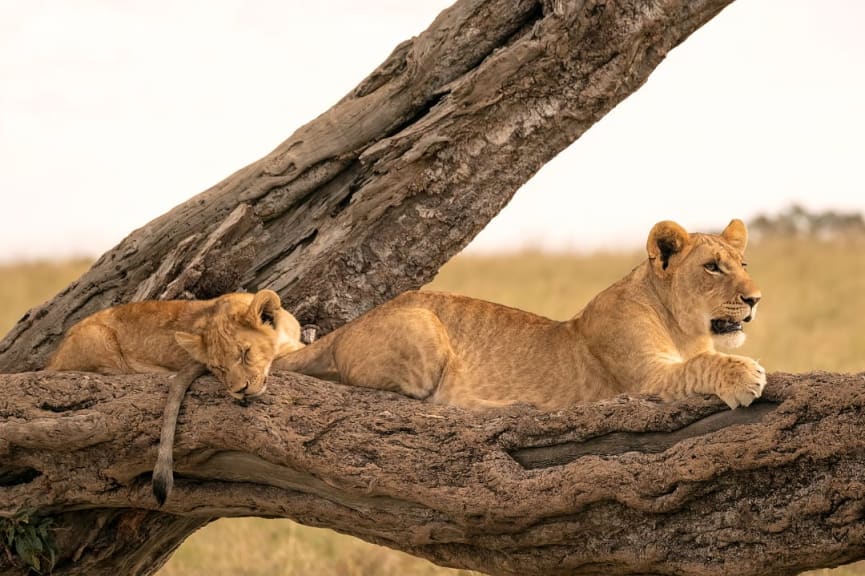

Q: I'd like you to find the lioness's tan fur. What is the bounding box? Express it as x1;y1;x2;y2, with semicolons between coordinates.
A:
48;289;304;504
277;219;765;410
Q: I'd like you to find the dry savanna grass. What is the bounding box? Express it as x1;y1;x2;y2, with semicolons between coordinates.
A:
1;235;863;576
0;258;92;333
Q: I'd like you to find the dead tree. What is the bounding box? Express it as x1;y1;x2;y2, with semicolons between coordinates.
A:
4;0;862;575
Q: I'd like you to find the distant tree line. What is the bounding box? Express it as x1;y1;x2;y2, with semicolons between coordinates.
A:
749;204;865;239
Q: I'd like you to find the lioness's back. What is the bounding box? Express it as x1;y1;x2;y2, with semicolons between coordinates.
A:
387;292;609;407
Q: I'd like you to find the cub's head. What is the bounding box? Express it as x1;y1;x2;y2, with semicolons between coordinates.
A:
175;290;304;400
647;219;761;349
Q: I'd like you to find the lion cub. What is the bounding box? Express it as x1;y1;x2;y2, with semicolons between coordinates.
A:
48;290;303;398
277;219;765;411
48;289;304;504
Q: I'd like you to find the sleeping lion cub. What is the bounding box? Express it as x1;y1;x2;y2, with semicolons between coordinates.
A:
48;289;303;399
277;219;765;410
48;289;304;504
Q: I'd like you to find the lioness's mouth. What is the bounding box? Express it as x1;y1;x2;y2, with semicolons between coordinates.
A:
711;318;743;334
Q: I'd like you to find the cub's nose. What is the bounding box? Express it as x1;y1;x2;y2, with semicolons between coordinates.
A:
740;294;761;307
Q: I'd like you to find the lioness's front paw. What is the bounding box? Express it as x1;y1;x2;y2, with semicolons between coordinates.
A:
715;355;766;409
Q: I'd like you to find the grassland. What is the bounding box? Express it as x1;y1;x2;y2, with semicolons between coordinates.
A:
1;235;863;576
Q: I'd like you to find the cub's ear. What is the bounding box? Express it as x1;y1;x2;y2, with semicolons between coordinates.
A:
249;289;282;328
721;218;748;253
647;220;690;274
175;332;208;363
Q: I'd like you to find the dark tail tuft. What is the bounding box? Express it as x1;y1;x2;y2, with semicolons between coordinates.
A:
152;467;173;507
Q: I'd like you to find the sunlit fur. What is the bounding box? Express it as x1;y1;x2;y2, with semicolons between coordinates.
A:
47;290;304;399
277;219;765;410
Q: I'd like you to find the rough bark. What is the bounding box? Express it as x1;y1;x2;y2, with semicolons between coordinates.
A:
3;371;865;576
0;0;736;372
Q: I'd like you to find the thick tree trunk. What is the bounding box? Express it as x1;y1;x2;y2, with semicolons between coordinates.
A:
0;0;736;372
3;371;865;576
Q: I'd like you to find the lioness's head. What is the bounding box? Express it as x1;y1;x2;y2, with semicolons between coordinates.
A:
175;290;304;400
646;219;761;349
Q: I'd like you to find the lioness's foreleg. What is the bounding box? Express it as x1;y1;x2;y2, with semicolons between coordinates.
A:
152;362;208;506
643;352;766;409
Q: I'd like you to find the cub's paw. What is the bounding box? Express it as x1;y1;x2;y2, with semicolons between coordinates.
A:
715;355;766;409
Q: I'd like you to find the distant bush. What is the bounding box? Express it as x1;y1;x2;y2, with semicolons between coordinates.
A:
750;204;865;239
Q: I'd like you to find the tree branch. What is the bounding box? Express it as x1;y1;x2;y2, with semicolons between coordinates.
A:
3;370;865;575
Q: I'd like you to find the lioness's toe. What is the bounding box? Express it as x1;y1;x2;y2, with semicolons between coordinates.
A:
736;390;757;407
719;393;742;410
716;356;766;410
719;385;760;410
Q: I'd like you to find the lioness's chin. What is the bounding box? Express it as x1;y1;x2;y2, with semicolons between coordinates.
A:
710;317;748;349
712;330;746;349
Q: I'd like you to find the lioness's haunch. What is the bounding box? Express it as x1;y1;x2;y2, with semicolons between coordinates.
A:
277;219;765;410
47;289;304;504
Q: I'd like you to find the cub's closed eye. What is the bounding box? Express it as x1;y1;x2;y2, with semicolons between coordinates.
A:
741;261;748;268
704;261;721;273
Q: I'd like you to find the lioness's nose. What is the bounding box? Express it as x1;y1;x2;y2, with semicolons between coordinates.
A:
740;294;761;307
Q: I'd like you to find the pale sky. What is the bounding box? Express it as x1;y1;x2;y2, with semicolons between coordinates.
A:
1;0;863;262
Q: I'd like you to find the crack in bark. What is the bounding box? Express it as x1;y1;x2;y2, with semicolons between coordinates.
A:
0;468;41;488
511;401;779;469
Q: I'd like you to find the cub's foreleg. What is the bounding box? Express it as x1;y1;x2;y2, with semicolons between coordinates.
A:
643;352;766;409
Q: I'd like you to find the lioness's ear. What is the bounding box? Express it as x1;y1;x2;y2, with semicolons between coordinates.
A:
175;332;208;363
721;218;748;253
646;220;690;274
249;289;282;328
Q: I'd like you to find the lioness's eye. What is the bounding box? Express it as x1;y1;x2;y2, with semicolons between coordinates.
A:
741;261;748;268
704;261;721;273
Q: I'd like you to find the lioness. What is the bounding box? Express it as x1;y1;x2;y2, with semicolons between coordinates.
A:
277;219;765;410
48;289;304;504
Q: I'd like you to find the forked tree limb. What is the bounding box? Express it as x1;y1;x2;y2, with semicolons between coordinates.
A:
2;371;865;576
0;0;736;372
